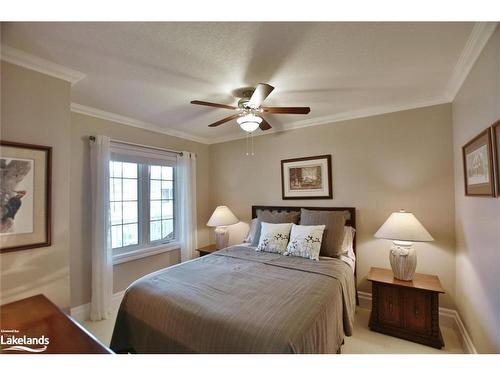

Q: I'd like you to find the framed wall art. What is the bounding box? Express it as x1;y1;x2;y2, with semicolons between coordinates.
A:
492;120;500;197
0;140;52;253
462;129;494;197
281;154;332;200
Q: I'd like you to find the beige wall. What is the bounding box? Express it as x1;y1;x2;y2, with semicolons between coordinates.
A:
209;104;456;308
0;62;71;308
452;26;500;353
70;112;210;307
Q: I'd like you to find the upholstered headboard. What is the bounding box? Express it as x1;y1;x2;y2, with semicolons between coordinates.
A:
252;205;356;228
251;205;358;304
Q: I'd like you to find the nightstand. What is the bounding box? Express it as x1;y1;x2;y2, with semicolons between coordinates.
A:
196;244;217;256
367;267;445;349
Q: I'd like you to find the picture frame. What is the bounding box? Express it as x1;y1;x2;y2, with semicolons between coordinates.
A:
492;120;500;197
0;140;52;253
462;129;495;197
281;154;332;200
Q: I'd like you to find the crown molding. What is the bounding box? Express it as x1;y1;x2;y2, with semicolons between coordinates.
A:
445;22;498;101
1;45;86;85
72;97;450;146
71;103;210;144
208;96;450;144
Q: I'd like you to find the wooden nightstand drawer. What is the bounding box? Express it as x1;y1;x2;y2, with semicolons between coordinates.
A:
368;267;444;349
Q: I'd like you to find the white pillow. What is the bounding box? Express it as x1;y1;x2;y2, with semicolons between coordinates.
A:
340;226;356;271
244;218;259;243
256;222;292;254
284;224;326;260
341;226;355;255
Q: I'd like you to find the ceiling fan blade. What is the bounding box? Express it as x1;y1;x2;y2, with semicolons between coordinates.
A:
259;117;272;131
191;100;237;110
248;83;274;108
262;106;310;114
208;114;240;127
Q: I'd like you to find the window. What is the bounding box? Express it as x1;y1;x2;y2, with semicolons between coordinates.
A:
110;161;139;248
149;165;174;242
109;143;177;263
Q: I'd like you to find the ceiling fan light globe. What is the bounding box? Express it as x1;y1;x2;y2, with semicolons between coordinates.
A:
237;113;263;132
239;121;260;132
237;114;262;124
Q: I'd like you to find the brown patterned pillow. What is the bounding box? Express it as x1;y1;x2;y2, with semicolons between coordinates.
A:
300;209;348;257
251;210;300;247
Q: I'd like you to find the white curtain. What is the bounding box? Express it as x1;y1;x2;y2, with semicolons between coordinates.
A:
90;135;113;321
176;151;198;262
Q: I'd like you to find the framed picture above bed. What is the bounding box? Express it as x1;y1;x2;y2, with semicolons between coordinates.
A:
492;120;500;197
281;154;332;200
0;140;52;253
462;129;495;197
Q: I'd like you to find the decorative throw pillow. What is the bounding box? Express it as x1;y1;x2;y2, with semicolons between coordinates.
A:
284;224;326;260
256;222;293;254
300;209;348;258
251;210;300;247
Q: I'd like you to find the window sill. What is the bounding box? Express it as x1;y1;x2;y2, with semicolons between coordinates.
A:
112;242;180;265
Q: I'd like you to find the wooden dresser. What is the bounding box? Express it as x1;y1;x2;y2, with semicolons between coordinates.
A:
0;294;112;354
367;267;445;349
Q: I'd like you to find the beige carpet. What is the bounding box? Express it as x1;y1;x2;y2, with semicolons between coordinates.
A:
79;304;465;354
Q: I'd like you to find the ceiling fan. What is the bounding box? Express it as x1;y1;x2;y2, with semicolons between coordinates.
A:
190;83;311;133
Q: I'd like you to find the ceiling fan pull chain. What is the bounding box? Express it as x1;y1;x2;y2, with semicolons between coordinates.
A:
251;131;255;156
245;132;249;156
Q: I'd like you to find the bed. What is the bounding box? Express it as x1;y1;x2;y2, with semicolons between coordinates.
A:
110;205;357;354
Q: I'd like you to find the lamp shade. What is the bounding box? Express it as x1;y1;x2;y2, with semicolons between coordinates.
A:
374;210;433;242
207;206;239;227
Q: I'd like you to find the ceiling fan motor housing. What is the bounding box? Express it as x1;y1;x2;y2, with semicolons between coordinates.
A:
237;97;250;109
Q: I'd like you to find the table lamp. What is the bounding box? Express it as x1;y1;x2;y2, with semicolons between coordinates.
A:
207;206;239;250
374;210;434;281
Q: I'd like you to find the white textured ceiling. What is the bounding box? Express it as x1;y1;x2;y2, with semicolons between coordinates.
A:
1;22;474;143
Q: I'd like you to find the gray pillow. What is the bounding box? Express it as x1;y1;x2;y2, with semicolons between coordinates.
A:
251;210;300;247
300;208;349;258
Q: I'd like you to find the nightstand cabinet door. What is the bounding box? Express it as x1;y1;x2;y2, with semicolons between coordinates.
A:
378;284;402;327
403;288;432;334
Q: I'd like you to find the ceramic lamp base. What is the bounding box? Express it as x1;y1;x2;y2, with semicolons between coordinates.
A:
214;226;229;250
389;241;416;281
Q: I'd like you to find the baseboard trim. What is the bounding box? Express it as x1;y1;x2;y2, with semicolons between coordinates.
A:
357;291;477;354
447;308;478;354
70;290;125;322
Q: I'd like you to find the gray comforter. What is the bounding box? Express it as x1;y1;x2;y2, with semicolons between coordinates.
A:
110;245;356;354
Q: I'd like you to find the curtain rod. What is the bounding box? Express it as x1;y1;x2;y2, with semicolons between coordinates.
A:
89;136;184;156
